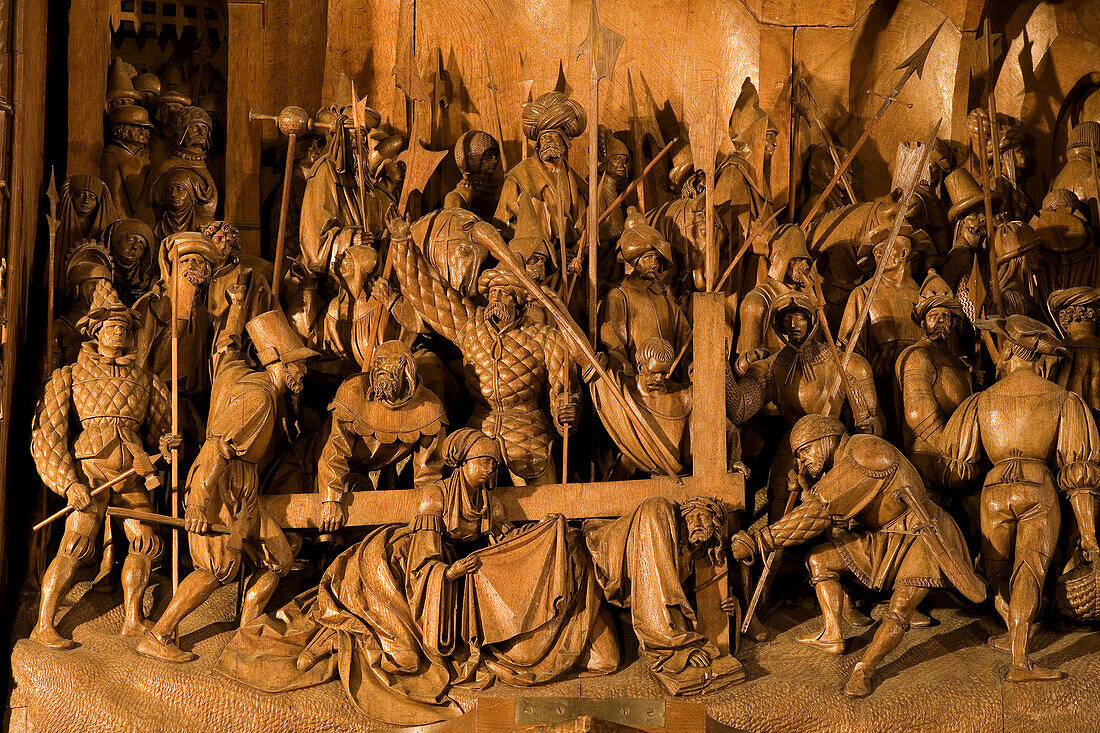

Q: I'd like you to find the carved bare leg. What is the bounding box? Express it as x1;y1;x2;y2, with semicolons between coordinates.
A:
136;569;221;663
119;552;152;637
31;554;80;650
240;569;281;625
843;585;927;697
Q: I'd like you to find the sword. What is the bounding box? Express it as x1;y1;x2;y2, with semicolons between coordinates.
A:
892;485;986;603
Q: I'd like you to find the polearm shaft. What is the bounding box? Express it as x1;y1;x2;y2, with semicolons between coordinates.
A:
799;22;944;230
170;233;181;595
249;106;309;300
34;468;139;531
975;115;1004;315
106;507;231;535
45;169;58;374
485;53;510;172
794;71;858;203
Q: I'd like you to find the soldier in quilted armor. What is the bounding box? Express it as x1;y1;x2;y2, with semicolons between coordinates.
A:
137;292;317;663
390;213;578;486
730;415;982;698
315;340;448;532
727;291;882;519
940;315;1100;683
30;282;174;649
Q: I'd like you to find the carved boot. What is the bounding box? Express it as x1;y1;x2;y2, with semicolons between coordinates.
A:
136;632;197;664
798;578;845;654
30;554;79;650
843;662;875;698
119;553;153;637
1006;617;1062;682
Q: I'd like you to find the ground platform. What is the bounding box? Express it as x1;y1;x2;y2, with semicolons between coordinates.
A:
9;576;1100;732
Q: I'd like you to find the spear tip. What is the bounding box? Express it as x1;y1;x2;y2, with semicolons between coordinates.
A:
895;19;946;79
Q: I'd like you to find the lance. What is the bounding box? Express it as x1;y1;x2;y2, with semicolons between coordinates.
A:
973;19;1004;187
391;0;427;135
170;235;181;595
827;118;941;403
45;168;59;374
248;106;310;300
799;21;944;229
974;112;1004;315
106;507;230;535
792;67;858;204
576;0;624;347
485;52;510;172
349;80;372;238
688;82;720;291
464;219;683;482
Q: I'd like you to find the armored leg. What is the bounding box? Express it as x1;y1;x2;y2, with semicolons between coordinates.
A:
843;584;928;697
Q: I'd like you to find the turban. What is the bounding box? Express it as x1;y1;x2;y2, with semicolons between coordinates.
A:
477;267;527;301
522;92;586;142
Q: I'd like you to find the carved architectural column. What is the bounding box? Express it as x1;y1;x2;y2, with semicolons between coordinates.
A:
65;0;111;175
226;0;265;255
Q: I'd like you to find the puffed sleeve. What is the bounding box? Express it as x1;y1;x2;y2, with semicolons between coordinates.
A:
1056;391;1100;496
939;392;985;491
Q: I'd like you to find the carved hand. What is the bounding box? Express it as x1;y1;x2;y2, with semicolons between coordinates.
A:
227;283;248;305
1082;538;1100;565
734;348;768;377
729;531;756;564
686;648;711;668
556;402;578;434
445;554;481;581
184;502;211;535
159;433;184;462
319;500;347;533
384;204;410;239
67;482;92;512
719;596;741;616
371;277;395;303
568;250;586;275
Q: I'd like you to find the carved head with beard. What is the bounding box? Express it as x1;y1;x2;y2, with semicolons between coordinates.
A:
366;340;418;406
912;269;964;346
478;267;527;330
678;496;728;565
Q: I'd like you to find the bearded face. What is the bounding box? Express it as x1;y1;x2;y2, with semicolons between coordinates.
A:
961;212;985;248
637;356;672;395
118;124;151;146
796;438;834;478
634;251;662;280
279;361;307;395
370;356;407;402
184;122;211;152
924;307;953;342
486;287;520;327
178;253;212;286
683;507;719;546
538;131;567;165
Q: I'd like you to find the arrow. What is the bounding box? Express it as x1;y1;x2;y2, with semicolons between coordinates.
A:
828;118;942;402
575;0;624;346
800;21;945;229
687;81;720;291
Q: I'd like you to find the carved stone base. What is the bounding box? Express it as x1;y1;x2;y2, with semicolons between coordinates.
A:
10;577;1100;732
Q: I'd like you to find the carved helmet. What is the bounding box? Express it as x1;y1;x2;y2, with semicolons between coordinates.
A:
77;281;136;337
65;241;114;293
108;104;153;130
789;414;846;454
1068;121;1100;153
993;221;1040;266
618;207;673;265
106;57;141;107
454;130;499;175
246;309;320;366
765;224;811;283
768;291;819;347
912;269;963;324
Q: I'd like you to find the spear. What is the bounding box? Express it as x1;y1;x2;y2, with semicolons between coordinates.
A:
485;52;510;172
828;118;941;402
799;21;944;229
349;80;372;238
972;19;1004;187
974;111;1004;315
170;234;181;596
45;168;58;374
688;82;720;291
792;66;858;204
576;0;624;347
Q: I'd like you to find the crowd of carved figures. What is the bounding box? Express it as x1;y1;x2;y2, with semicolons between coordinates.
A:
24;18;1100;723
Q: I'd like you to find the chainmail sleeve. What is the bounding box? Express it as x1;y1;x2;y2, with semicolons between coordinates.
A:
753;492;832;553
725;361;773;425
31;365;78;496
391;230;474;344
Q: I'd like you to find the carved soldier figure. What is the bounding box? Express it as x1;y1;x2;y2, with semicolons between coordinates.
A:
101;105;154;222
941;315;1100;682
599;209;691;376
730;415;984;697
493;91;587;256
729;292;881;519
203;220;273;330
106;57;140;111
596;127;630;250
30;282;174;648
1048;287;1100;415
1031;189;1099;291
137;302;316;662
104;218;155;306
1051;121;1100;224
443;130;500;221
735;224;812;374
992;220;1043;319
941;168;992;292
147;105;218;222
392;213;578;486
54;242;114;366
839;227;925;438
315;340;447;532
967;109;1034;220
894;270;971;489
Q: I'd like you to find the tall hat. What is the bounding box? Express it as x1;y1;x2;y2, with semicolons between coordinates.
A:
107;104;153;129
163;231;221;265
454;130;499;174
521;91;586;142
1048;286;1100;315
477;267;528;301
976;314;1067;358
107;57;141;107
790;414;846;453
993;220;1040;265
154;60;192;108
246;309;320;366
77;281;136;337
912;269;963;323
728;77;774;145
618;207;673;265
667;139;696;191
1068;121;1100;153
944;168;987;221
765;224;811;282
66;241;114;291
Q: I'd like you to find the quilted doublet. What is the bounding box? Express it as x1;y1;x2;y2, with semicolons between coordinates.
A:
71;360;151;422
460;315;547;408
